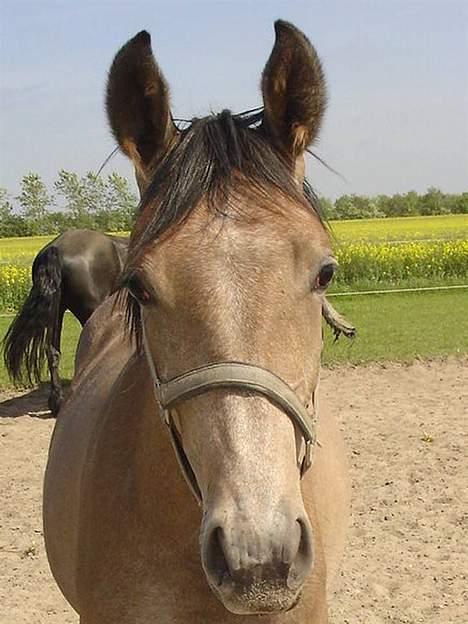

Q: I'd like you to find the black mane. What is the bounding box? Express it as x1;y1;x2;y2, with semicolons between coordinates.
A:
131;108;323;254
120;108;325;347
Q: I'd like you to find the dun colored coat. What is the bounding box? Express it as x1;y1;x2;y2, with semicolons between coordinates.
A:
44;20;350;623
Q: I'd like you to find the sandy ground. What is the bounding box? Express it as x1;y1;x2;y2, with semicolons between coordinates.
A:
0;358;466;623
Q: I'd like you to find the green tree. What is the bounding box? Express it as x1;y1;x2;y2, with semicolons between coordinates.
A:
0;187;13;220
400;191;420;216
420;187;446;216
333;195;356;219
0;187;26;236
451;192;468;214
104;173;138;231
375;194;400;217
317;197;336;220
54;170;107;227
16;173;53;234
333;195;383;219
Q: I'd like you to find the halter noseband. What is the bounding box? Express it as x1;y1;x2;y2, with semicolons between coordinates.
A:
142;328;318;503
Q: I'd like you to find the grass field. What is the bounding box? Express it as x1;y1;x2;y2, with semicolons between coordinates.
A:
1;289;466;388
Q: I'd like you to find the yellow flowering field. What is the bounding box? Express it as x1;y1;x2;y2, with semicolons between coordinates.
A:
0;215;467;265
330;214;468;242
333;239;468;288
0;264;31;311
1;239;467;311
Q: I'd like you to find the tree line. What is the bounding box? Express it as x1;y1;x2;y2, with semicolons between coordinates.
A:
0;171;138;237
321;189;468;220
1;172;467;237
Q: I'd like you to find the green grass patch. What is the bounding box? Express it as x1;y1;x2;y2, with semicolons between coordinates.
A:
322;289;468;365
0;290;466;389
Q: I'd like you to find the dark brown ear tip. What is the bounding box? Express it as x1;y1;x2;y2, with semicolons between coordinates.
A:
131;30;151;47
274;19;296;32
274;20;304;39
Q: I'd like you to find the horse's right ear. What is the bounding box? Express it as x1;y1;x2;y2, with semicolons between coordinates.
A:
106;31;177;185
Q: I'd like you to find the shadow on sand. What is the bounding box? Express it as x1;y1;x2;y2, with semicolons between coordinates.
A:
0;382;71;419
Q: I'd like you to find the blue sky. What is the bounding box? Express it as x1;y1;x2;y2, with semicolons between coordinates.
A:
1;0;467;200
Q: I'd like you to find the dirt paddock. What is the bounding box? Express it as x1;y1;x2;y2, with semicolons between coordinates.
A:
0;359;466;623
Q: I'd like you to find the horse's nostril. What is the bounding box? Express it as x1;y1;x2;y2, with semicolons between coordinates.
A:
287;518;313;591
281;518;301;565
204;526;230;587
203;516;313;593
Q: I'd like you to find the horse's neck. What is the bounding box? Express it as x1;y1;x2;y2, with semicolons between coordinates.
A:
101;354;201;535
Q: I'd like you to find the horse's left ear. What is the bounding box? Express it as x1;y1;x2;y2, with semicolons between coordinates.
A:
106;31;177;187
261;21;327;160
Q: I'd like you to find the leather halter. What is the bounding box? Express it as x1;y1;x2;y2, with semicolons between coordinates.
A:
142;328;318;503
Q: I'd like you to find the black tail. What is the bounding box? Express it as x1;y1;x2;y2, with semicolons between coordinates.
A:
2;246;63;386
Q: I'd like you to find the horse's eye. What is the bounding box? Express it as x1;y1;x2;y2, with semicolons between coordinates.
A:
315;263;336;290
126;274;151;305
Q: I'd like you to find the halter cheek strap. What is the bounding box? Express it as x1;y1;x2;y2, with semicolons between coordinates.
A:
142;326;319;504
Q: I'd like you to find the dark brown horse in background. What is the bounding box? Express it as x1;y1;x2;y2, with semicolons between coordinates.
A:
2;229;128;415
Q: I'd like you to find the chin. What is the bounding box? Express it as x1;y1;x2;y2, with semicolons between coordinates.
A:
211;579;302;615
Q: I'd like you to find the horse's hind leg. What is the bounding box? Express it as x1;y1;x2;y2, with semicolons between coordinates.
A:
47;306;65;416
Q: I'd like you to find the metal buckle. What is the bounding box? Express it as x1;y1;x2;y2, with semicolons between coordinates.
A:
301;439;313;476
161;406;171;427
